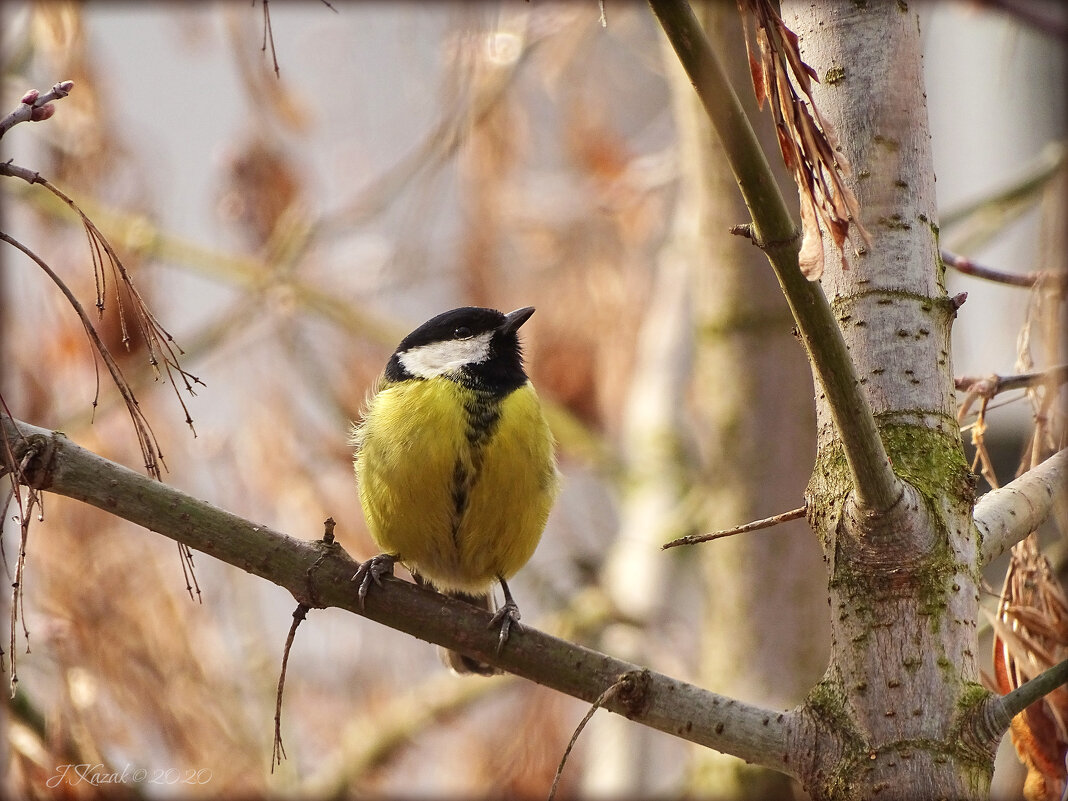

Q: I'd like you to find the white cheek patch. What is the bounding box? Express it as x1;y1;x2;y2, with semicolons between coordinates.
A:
398;331;494;378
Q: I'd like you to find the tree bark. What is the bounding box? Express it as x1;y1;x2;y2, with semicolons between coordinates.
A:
782;2;986;798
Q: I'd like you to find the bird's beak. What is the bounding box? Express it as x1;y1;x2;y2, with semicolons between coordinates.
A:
501;306;535;335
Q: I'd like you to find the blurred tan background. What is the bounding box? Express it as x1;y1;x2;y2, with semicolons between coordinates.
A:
1;2;1064;798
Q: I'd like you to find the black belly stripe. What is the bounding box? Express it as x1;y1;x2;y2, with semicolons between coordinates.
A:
451;460;469;517
449;388;506;545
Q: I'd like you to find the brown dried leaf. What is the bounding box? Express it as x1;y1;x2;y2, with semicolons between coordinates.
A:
992;534;1068;800
739;0;870;274
798;192;825;280
776;17;818;90
749;49;767;109
775;125;796;169
739;12;768;110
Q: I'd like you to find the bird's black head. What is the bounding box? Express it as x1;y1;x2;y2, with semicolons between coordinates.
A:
385;306;535;393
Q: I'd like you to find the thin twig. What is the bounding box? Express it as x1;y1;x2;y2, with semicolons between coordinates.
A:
0;232;166;477
941;250;1066;289
178;543;202;604
956;365;1068;399
547;673;632;801
0;161;204;440
272;519;337;769
272;603;309;771
260;0;280;77
662;505;807;549
2;410;43;697
1;393;45;696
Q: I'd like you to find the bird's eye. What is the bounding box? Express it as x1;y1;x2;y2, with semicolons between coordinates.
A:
453;326;472;340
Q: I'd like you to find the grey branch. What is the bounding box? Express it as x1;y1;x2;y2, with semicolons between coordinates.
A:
956;364;1068;398
0;81;74;139
0;413;799;774
941;249;1067;289
646;0;901;515
662;506;807;549
968;658;1068;756
995;658;1068;724
977;448;1068;565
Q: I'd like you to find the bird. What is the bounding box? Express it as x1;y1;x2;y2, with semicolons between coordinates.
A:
350;306;558;674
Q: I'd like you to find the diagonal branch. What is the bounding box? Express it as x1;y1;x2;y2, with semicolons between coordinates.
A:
977;448;1068;565
969;658;1068;756
941;250;1068;290
0;413;802;775
646;0;900;514
662;505;807;549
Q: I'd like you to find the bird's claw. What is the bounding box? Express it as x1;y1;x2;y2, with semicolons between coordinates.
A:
489;601;522;655
351;553;396;609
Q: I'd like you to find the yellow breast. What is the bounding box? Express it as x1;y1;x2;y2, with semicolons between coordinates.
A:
353;379;557;595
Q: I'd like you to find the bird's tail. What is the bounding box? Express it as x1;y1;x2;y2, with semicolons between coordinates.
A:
411;574;499;676
440;590;500;676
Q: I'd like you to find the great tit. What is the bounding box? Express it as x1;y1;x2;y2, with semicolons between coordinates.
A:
351;306;558;674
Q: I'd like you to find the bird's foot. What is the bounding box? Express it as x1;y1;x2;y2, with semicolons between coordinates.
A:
488;601;521;655
351;553;396;609
489;576;522;655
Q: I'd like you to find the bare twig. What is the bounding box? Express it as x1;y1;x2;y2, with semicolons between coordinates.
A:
0;81;74;139
254;0;337;78
956;365;1068;400
0;161;204;442
272;521;336;770
259;0;280;77
0;232;167;479
272;603;309;771
547;672;636;801
1;393;44;697
662;505;807;549
941;250;1067;289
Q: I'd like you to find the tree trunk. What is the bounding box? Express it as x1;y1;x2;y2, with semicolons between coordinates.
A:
781;2;987;798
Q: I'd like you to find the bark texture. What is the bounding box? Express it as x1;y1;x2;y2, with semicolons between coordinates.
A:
782;2;986;798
